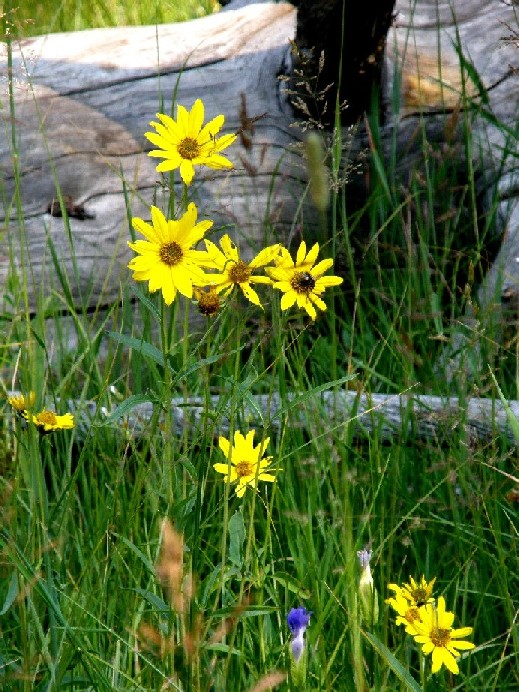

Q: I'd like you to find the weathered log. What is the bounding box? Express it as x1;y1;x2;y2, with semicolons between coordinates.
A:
27;389;519;448
1;0;518;378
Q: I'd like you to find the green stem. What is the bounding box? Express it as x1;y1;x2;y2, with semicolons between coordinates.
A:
419;648;427;691
160;299;175;508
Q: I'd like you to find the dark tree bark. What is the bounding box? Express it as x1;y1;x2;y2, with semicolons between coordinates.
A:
291;0;396;125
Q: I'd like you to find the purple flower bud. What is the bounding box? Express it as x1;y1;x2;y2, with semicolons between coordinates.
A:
287;607;312;636
287;607;312;664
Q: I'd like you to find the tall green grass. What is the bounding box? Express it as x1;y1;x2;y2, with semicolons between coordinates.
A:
4;0;219;36
1;2;518;691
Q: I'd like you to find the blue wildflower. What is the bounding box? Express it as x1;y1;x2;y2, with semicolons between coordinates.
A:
287;607;312;663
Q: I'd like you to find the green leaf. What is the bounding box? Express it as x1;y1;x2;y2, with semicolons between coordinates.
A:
363;631;422;692
133;588;170;614
270;572;311;598
128;283;161;321
96;393;154;427
106;331;165;367
174;345;245;383
274;375;357;419
228;509;246;568
114;534;155;573
0;571;18;615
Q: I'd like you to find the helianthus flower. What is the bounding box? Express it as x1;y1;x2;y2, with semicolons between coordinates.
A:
193;285;221;317
213;429;277;498
387;575;436;607
8;392;36;416
386;592;422;635
203;235;279;308
266;241;343;320
412;596;475;674
128;204;213;306
145;99;237;185
24;409;75;432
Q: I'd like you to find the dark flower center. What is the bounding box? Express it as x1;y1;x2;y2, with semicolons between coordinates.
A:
236;461;254;477
412;588;427;605
197;290;220;316
159;242;183;266
228;260;251;284
431;627;451;648
178;137;201;160
291;271;316;294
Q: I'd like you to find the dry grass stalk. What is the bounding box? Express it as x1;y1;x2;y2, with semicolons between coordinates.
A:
247;671;287;692
156;518;186;614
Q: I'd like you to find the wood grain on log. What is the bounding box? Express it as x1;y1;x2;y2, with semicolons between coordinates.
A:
45;389;519;448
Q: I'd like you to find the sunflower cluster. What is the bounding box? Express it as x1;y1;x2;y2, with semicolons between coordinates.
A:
128;99;343;319
8;393;74;433
386;576;475;675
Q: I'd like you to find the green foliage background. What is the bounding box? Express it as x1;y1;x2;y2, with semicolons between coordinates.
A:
5;0;219;36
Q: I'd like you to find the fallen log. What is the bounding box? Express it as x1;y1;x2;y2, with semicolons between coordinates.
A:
21;389;519;448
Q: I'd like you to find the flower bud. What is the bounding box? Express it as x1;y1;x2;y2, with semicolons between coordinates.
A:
357;549;379;625
305;131;330;212
287;606;312;687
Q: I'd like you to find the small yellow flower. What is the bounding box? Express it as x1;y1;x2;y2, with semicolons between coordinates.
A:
413;596;475;674
266;241;343;320
213;430;277;498
8;392;36;415
387;575;436;607
145;99;237;185
128;204;213;306
204;235;279;308
25;410;75;432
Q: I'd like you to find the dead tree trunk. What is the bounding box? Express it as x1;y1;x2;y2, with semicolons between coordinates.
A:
291;0;396;125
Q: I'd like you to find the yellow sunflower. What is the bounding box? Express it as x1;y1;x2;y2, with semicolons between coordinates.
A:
386;592;422;635
213;430;277;498
8;392;36;415
145;99;237;185
387;575;436;607
25;409;75;432
266;241;343;320
203;235;280;308
413;596;475;674
128;203;213;306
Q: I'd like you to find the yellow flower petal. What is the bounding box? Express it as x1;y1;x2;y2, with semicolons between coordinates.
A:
240;282;262;308
296;241;308;265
